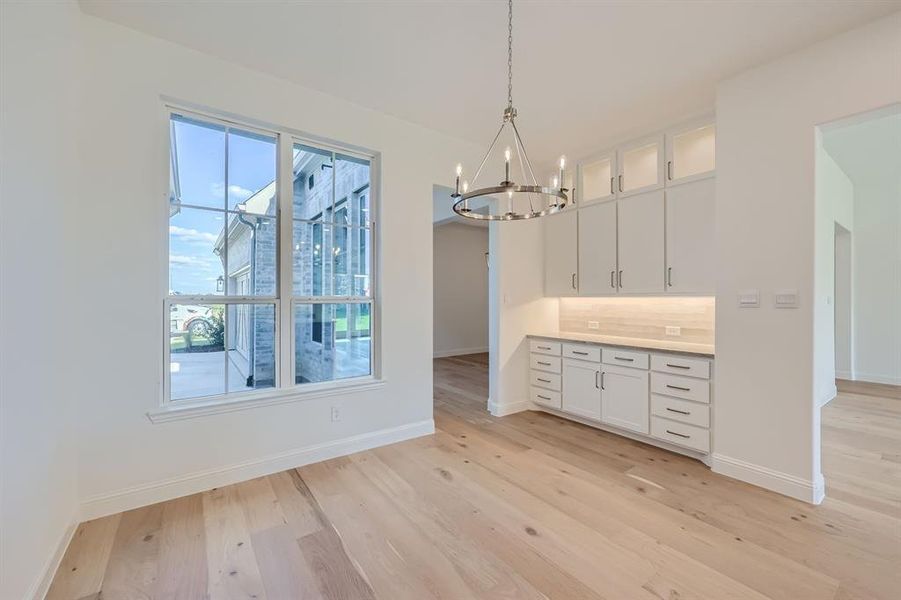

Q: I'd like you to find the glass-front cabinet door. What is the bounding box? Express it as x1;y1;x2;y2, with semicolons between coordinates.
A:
666;121;716;185
617;135;664;197
578;153;615;205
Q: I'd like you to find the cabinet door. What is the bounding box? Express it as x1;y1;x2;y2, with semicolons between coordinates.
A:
579;153;616;205
665;122;715;185
617;135;664;197
617;190;665;293
665;178;715;294
562;359;601;420
578;201;618;296
544;210;579;296
601;365;649;434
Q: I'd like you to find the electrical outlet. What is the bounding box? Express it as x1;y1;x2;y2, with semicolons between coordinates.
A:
587;321;599;330
665;326;681;337
331;406;340;422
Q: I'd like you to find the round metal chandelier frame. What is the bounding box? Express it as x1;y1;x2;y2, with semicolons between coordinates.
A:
450;0;569;221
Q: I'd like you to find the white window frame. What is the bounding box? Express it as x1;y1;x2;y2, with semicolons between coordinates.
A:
152;103;382;423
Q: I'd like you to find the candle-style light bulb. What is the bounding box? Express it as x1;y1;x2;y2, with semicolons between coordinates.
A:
456;163;463;177
504;147;511;183
462;180;469;193
558;156;566;191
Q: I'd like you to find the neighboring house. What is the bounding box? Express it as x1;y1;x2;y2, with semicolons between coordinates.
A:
213;148;371;388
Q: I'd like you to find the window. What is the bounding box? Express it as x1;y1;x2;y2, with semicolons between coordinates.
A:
166;109;376;405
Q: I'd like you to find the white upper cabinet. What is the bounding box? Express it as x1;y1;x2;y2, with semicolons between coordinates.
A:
665;178;715;294
666;122;716;185
617;189;665;294
579;153;615;205
617;135;664;197
578;201;618;296
544;210;579;296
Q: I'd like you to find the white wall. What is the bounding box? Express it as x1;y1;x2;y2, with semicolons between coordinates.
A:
852;179;901;384
44;10;479;519
714;12;901;503
0;2;83;597
433;223;489;357
488;220;557;416
814;143;854;405
834;225;853;380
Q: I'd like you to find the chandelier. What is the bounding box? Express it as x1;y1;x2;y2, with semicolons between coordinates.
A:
451;0;568;221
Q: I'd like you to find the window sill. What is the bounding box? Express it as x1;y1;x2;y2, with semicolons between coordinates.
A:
147;378;387;423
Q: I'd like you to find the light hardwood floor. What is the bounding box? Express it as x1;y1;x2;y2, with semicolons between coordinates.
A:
48;354;900;599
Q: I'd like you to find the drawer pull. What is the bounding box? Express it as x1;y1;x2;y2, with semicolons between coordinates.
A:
537;378;551;383
537;361;551;366
666;384;691;392
537;394;551;401
614;356;634;362
665;363;690;369
666;407;691;415
537;345;551;350
572;350;589;356
666;429;691;439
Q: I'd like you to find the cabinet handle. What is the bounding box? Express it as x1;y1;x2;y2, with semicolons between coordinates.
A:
614;356;634;362
595;370;600;389
666;384;691;392
610;270;616;288
572;273;577;289
618;174;623;192
666;407;691;415
601;371;605;390
610;176;614;195
537;378;551;383
537;394;551;401
618;270;623;288
572;350;589;356
665;363;690;369
667;160;673;181
667;266;673;287
537;361;551;366
666;429;691;439
537;345;551;350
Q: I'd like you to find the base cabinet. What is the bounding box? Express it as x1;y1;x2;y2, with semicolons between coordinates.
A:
601;365;649;434
562;359;601;420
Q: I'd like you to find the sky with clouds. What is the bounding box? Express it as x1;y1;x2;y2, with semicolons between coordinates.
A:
169;116;275;296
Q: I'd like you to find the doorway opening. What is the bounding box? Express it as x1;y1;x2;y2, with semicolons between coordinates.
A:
816;104;900;512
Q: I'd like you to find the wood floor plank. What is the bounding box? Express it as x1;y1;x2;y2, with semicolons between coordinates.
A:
46;353;900;599
45;514;121;600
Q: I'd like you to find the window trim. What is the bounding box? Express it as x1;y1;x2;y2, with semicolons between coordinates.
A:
157;102;381;420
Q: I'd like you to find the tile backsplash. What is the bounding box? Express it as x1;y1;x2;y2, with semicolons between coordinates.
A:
559;297;715;344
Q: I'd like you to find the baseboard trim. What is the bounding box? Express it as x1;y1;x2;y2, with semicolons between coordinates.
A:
849;373;901;386
79;419;435;521
433;347;489;358
488;399;530;417
818;384;838;407
711;454;823;504
28;514;78;600
835;369;853;380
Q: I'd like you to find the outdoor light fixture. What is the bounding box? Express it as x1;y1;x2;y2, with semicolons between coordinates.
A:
451;0;569;221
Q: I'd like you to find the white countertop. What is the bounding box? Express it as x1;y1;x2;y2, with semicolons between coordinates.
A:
528;331;715;357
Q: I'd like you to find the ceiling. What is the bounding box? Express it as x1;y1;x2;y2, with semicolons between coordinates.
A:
823;107;901;187
80;0;900;168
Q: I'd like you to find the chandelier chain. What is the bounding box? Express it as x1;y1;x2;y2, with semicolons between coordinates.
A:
507;0;513;109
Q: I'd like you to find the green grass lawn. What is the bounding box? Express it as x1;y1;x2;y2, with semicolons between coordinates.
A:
170;333;217;352
335;315;370;333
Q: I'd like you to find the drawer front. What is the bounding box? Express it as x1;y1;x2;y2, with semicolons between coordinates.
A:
530;340;562;356
530;354;562;374
530;386;562;409
651;354;710;379
651;394;709;428
530;370;562;391
562;343;601;362
651;416;710;453
651;372;710;404
602;348;649;370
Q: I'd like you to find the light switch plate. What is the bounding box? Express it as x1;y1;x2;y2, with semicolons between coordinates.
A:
774;289;799;308
665;326;681;336
587;321;599;330
738;289;759;308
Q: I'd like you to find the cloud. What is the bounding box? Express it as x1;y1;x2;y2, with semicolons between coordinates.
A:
169;225;217;244
169;254;216;269
211;182;255;200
